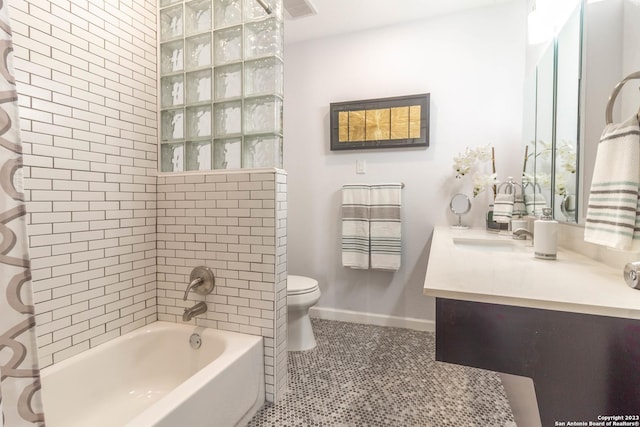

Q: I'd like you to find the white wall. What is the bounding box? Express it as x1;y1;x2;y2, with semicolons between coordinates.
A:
284;2;527;322
621;0;640;119
579;0;624;220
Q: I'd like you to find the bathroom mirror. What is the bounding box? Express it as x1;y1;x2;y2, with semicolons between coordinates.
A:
527;0;640;224
522;70;537;215
525;0;582;223
533;42;555;215
553;1;581;223
449;193;471;229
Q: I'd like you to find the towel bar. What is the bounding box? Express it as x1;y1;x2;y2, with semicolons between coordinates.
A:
605;70;640;124
496;177;522;195
343;183;405;188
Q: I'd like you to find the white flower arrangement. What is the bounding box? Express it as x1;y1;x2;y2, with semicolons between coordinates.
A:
555;174;567;196
472;173;498;198
452;145;497;198
534;140;552;160
524;139;576;197
556;139;577;174
533;171;551;188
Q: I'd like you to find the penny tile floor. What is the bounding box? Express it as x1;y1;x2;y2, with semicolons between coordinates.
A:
248;319;516;427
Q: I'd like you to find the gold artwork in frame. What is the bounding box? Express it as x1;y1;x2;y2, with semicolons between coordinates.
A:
330;94;429;150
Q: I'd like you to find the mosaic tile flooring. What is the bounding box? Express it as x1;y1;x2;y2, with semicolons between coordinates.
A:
247;319;516;427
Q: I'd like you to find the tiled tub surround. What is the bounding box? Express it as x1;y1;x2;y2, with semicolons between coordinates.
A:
9;1;159;369
9;0;288;408
156;169;287;402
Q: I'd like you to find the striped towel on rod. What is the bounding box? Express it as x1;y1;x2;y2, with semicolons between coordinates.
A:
341;184;370;269
585;114;640;251
513;194;527;217
492;192;514;223
370;184;402;271
524;185;547;217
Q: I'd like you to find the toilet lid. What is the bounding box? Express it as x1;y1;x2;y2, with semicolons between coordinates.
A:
288;275;319;295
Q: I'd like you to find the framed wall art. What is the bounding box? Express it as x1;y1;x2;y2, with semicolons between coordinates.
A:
329;93;430;151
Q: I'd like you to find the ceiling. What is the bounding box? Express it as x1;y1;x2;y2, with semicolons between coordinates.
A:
283;0;514;45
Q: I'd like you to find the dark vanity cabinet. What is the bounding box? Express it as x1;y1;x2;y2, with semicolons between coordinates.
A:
435;298;640;426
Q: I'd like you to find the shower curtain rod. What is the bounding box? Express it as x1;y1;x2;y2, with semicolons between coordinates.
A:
605;70;640;124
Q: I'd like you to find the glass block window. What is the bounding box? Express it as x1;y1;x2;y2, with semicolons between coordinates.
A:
159;0;283;172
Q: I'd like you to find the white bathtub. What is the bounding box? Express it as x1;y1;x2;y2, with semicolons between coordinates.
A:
40;321;264;427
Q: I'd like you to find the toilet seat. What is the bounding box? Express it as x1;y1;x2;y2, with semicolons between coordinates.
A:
287;275;319;296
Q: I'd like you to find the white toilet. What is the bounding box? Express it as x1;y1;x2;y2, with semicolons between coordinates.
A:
287;275;321;351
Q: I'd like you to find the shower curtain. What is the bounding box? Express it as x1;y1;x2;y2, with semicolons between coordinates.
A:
0;2;45;426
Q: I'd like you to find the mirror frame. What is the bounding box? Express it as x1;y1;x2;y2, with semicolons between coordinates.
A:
526;0;583;224
450;193;472;216
449;193;471;229
552;0;583;223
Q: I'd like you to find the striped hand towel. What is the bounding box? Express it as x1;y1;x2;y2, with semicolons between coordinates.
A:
342;184;370;269
524;186;547;217
585;114;640;251
492;193;514;223
370;184;402;271
513;194;527;217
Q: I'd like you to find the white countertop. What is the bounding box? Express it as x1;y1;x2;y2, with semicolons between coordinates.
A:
423;226;640;320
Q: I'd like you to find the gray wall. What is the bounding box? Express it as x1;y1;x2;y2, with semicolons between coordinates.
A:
283;2;526;323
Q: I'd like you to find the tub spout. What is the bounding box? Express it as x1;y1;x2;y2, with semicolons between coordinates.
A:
183;301;207;322
183;277;203;300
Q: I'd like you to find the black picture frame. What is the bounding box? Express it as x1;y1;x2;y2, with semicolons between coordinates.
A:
329;93;430;151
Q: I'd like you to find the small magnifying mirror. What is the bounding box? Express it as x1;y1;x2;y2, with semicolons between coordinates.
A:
560;194;576;222
449;193;471;229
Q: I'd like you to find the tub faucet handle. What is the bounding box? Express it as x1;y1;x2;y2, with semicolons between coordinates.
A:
183;277;203;300
183;266;215;300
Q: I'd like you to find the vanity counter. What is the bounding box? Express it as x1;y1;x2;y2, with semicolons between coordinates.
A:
424;226;640;425
423;226;640;320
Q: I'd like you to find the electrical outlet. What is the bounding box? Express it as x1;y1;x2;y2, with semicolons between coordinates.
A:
356;160;366;174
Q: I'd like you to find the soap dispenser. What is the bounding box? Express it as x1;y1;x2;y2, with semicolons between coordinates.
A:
534;208;557;260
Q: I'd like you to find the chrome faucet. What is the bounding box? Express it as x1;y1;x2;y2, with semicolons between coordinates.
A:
183;277;207;321
512;228;534;240
183;301;207;322
183;277;203;300
182;266;215;322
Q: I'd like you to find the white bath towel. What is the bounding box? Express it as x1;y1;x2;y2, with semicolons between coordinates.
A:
492;193;514;223
585;114;640;251
369;184;402;271
342;184;370;269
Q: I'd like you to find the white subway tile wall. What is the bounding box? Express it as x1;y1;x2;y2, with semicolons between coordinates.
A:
157;170;287;402
275;171;288;401
9;0;287;405
10;0;159;368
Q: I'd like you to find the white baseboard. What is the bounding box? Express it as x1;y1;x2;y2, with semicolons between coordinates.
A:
309;307;434;332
